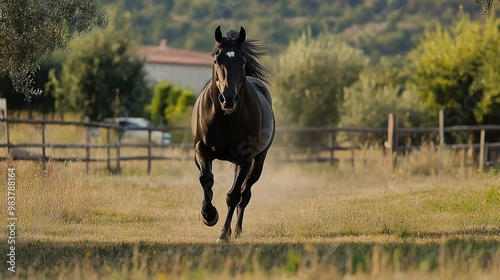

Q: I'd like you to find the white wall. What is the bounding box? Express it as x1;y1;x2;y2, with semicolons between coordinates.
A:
144;63;212;94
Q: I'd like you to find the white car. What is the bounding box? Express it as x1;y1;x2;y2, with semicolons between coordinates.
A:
103;117;172;144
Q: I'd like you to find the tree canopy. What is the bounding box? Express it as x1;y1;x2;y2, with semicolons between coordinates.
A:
340;60;422;131
52;11;150;121
149;81;196;126
274;30;368;129
0;0;108;96
97;0;484;61
408;12;500;126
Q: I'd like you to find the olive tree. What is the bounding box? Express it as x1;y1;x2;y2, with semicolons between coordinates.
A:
274;30;368;129
408;13;500;126
0;0;108;97
54;11;150;121
341;75;421;129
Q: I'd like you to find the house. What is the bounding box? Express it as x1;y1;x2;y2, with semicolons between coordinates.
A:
138;39;213;94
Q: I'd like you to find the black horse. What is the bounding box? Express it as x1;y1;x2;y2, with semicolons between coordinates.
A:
191;26;274;242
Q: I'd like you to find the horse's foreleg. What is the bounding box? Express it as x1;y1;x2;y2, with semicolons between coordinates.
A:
195;142;218;227
218;162;251;242
235;151;267;238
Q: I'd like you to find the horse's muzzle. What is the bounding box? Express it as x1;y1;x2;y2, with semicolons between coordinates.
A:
219;93;239;113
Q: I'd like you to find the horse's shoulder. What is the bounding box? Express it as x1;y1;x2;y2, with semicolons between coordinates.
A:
246;76;266;89
246;76;271;104
191;80;214;137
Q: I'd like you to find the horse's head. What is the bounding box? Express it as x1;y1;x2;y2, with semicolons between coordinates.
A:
212;26;247;114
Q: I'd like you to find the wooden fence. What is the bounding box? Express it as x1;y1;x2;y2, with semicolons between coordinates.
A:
275;113;500;169
0;118;188;174
1;113;500;173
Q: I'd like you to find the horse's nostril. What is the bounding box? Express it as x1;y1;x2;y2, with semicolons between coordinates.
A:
218;93;225;104
234;93;239;103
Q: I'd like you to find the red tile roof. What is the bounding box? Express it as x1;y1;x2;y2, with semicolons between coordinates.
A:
138;40;213;67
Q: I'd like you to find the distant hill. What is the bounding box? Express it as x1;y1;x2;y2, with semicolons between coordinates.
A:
103;0;484;60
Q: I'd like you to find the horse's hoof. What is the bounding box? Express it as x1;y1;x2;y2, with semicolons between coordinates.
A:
234;228;242;239
200;208;219;227
217;228;232;243
216;237;230;244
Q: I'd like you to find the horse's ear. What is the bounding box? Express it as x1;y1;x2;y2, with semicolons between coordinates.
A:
237;27;246;45
215;26;223;43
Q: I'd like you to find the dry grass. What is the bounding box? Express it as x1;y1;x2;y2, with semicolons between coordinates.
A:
5;240;500;279
1;118;499;278
7;159;500;244
0;154;499;278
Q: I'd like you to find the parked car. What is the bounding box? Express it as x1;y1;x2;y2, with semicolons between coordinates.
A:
101;117;172;144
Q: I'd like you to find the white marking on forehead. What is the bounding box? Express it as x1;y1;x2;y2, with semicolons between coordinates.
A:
226;51;235;58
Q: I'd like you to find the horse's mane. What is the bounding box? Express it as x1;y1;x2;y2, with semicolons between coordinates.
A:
212;29;271;85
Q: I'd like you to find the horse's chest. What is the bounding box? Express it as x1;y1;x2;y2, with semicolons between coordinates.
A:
204;123;253;161
205;126;242;150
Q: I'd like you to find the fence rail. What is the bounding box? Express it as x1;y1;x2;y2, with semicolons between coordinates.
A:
0;117;193;173
1;112;500;173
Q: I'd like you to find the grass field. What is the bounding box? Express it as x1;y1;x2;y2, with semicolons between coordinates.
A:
1;151;500;279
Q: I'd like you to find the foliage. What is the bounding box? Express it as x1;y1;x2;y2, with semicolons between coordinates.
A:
54;11;151;121
0;0;108;97
0;54;65;117
149;82;170;125
475;0;499;14
274;30;368;129
101;0;483;59
340;59;423;131
149;81;196;126
408;12;500;126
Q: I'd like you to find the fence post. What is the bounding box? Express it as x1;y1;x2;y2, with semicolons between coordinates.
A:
41;119;46;171
439;109;445;157
85;121;90;173
116;127;121;173
438;110;445;174
147;129;152;175
5;120;10;156
387;113;397;171
106;127;111;172
328;132;334;165
349;132;355;169
0;99;9;156
479;129;486;170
